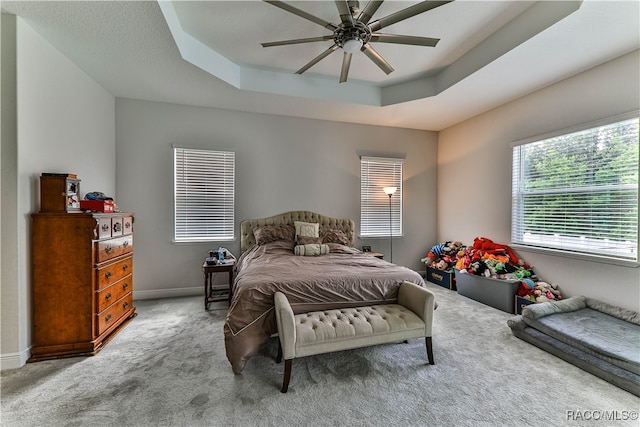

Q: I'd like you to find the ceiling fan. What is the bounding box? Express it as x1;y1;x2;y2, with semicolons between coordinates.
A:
261;0;453;83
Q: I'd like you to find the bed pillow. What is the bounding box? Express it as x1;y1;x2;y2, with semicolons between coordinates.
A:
320;229;350;246
253;225;295;245
297;235;322;245
294;243;330;256
294;221;319;238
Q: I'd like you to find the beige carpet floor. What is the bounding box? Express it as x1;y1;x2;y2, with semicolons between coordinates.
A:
2;282;639;426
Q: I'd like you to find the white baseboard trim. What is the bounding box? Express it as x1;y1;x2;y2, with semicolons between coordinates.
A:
133;286;201;301
1;347;30;371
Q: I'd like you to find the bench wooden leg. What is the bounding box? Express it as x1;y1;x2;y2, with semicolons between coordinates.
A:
281;359;292;393
425;337;434;365
276;341;282;363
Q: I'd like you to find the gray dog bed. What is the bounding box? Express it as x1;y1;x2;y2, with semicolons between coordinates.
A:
508;296;640;396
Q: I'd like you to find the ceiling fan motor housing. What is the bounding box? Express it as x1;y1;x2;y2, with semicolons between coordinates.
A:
334;21;371;51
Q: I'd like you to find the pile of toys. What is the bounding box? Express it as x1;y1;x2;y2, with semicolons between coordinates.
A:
422;236;563;303
420;240;464;272
517;278;563;303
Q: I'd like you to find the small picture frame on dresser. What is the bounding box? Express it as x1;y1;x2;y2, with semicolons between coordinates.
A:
362;245;371;252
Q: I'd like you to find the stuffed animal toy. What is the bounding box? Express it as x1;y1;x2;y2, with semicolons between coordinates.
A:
466;260;490;277
533;281;563;301
472;237;521;265
517;280;563;303
421;241;463;265
435;259;449;270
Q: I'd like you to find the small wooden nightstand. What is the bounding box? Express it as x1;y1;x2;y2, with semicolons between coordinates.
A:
202;261;235;309
367;252;384;259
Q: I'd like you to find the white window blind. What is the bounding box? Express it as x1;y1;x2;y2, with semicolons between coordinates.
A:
511;116;639;262
360;156;403;237
174;147;235;242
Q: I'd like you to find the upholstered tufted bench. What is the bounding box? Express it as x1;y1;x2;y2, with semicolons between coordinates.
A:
274;281;436;392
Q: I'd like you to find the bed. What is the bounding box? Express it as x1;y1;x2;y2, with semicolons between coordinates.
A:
224;211;426;374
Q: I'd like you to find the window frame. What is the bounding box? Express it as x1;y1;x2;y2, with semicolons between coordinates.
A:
511;112;639;266
360;156;403;238
173;146;235;243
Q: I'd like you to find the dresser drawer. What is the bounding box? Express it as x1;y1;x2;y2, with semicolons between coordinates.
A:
97;215;132;239
96;275;132;312
96;256;133;290
97;217;112;239
95;235;133;263
122;216;133;235
96;293;133;336
111;217;123;237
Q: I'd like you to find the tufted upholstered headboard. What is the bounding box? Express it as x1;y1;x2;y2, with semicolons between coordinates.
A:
240;211;355;254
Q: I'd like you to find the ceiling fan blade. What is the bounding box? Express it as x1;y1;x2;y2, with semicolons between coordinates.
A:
335;1;355;26
358;0;384;25
361;43;394;75
368;0;453;32
264;1;337;31
369;33;440;47
262;36;334;48
295;44;340;75
339;52;353;83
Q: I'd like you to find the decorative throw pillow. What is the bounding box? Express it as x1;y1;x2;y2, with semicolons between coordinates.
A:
294;221;319;238
320;229;350;246
253;225;295;245
294;243;330;256
297;235;322;245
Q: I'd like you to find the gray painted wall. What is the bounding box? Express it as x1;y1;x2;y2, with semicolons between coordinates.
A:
2;13;637;369
1;16;116;368
438;50;640;312
115;99;438;299
1;13;19;368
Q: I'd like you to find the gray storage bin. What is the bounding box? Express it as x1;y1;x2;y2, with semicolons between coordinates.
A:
454;269;520;313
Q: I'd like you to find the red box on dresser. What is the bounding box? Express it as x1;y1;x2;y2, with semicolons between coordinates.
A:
80;199;114;213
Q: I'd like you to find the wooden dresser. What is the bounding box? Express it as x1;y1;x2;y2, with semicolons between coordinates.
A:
29;212;136;361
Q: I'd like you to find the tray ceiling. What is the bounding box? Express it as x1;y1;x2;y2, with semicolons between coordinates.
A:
2;1;639;130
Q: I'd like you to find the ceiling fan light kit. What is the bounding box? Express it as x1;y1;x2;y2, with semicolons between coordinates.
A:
343;38;363;54
262;0;453;83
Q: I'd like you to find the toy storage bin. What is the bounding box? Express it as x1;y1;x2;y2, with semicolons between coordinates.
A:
425;267;456;290
454;269;520;313
515;295;537;315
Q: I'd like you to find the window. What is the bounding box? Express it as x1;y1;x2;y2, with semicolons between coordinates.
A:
360;156;403;237
511;114;639;263
174;147;235;242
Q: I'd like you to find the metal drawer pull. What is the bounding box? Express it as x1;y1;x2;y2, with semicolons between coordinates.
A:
101;224;109;232
125;222;131;229
123;241;129;248
105;314;112;322
123;264;128;270
123;282;129;290
123;301;129;309
113;222;122;232
105;292;112;300
105;245;112;254
105;271;112;279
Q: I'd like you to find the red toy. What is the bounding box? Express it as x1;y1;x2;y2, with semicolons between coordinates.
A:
472;237;520;265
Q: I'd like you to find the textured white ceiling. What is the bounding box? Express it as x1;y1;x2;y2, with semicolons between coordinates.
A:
2;1;639;130
172;1;529;84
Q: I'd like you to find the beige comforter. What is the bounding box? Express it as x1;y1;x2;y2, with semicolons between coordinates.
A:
224;240;426;373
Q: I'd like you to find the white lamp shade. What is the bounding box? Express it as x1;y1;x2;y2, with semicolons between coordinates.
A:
343;38;363;54
383;186;397;195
